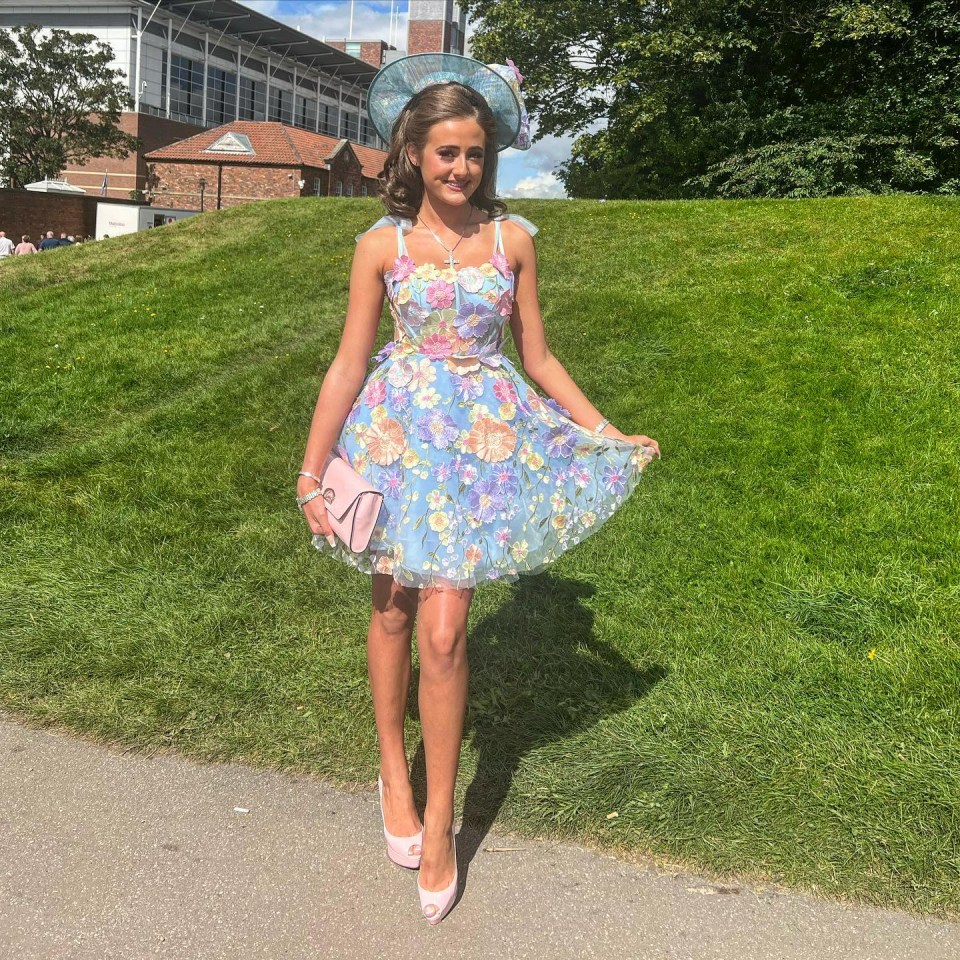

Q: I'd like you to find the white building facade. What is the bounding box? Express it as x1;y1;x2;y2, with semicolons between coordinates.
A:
0;0;384;147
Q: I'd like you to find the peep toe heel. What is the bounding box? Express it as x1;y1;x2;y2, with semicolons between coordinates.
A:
417;824;458;925
377;775;423;869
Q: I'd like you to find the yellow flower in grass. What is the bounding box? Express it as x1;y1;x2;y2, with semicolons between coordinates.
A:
867;648;877;660
429;511;450;532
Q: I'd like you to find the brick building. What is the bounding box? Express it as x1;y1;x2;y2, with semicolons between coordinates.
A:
1;0;383;203
143;121;387;210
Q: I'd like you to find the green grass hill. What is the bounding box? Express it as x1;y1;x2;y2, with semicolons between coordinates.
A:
1;196;959;916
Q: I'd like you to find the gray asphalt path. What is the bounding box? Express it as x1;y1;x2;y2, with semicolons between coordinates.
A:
1;710;957;960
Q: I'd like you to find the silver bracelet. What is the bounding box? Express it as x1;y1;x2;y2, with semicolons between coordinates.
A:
296;486;326;512
298;469;323;485
594;417;610;434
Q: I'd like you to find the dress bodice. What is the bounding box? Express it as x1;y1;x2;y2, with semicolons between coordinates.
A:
360;214;539;375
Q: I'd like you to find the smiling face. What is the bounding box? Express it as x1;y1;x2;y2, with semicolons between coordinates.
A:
407;116;487;209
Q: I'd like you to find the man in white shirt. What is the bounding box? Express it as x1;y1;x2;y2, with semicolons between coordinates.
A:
0;231;15;260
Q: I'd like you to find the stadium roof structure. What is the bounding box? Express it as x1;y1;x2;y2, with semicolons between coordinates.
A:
145;0;380;89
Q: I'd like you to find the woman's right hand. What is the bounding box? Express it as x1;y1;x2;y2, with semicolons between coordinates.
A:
298;477;337;547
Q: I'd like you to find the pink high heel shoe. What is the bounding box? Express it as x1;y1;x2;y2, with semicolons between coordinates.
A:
377;775;423;869
417;824;458;925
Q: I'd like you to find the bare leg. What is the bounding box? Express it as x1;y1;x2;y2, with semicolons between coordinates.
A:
369;573;421;838
416;583;474;892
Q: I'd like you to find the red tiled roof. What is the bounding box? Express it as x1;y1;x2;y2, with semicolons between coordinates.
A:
144;120;387;179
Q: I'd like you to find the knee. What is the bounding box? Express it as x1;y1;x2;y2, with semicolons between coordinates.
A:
373;604;414;641
418;626;467;669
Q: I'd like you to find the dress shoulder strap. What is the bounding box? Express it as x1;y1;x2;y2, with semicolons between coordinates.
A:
355;214;413;245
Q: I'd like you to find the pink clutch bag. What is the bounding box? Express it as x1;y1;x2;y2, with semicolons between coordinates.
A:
319;452;384;552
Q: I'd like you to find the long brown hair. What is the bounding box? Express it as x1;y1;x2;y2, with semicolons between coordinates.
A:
377;82;508;221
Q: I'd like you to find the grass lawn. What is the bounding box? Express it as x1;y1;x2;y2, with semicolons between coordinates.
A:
1;195;958;917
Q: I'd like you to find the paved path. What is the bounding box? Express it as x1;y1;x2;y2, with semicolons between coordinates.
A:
1;710;957;960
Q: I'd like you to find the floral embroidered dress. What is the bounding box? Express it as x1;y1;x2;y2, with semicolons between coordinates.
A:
312;213;658;589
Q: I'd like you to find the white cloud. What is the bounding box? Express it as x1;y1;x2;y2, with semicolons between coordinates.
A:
502;171;567;199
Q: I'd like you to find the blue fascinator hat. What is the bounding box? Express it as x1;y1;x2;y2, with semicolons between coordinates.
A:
368;52;531;152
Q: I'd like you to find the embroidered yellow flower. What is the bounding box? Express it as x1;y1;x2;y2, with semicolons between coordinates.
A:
498;401;516;421
429;511;450;532
402;448;420;468
396;283;412;304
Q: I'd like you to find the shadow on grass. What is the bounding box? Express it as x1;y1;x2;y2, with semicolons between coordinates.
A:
406;571;667;875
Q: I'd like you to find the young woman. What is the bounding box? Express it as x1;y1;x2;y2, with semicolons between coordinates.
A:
297;54;660;926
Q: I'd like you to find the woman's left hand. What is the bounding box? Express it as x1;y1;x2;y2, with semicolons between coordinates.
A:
623;434;661;459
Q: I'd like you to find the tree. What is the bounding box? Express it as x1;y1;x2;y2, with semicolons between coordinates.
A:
465;1;960;199
0;24;141;188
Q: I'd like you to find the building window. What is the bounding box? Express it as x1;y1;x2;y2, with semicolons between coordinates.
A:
346;182;354;197
341;111;358;141
345;41;361;59
295;94;316;130
313;177;322;196
361;183;368;197
170;54;204;121
207;65;237;125
269;87;291;124
360;115;369;144
240;76;265;121
335;180;343;196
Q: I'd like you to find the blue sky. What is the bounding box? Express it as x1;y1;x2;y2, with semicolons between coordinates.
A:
237;0;571;198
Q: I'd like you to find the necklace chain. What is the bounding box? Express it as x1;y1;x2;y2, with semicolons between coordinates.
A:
419;214;472;269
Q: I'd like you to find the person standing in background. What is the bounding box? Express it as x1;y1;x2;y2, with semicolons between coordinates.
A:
14;235;38;255
0;231;15;261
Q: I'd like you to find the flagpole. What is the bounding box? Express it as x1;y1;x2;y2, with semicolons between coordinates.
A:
349;0;354;40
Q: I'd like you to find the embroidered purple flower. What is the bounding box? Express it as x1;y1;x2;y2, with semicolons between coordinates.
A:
490;252;511;277
491;466;519;499
460;463;479;484
601;464;628;495
416;409;459;449
544;397;572;418
372;340;396;364
405;302;431;327
392;255;416;282
571;464;592;487
425;279;455;309
387;388;410;411
544;424;578;458
451;373;484;400
432;462;454;483
468;478;505;522
454;301;496;338
381;466;404;499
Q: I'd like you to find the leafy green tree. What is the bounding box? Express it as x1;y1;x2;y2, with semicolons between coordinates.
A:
465;1;960;199
0;24;140;188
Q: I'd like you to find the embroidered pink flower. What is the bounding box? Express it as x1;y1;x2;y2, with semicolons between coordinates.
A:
363;379;387;407
493;379;518;404
425;279;455;309
421;331;454;358
490;252;511;277
494;289;514;316
393;255;416;282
